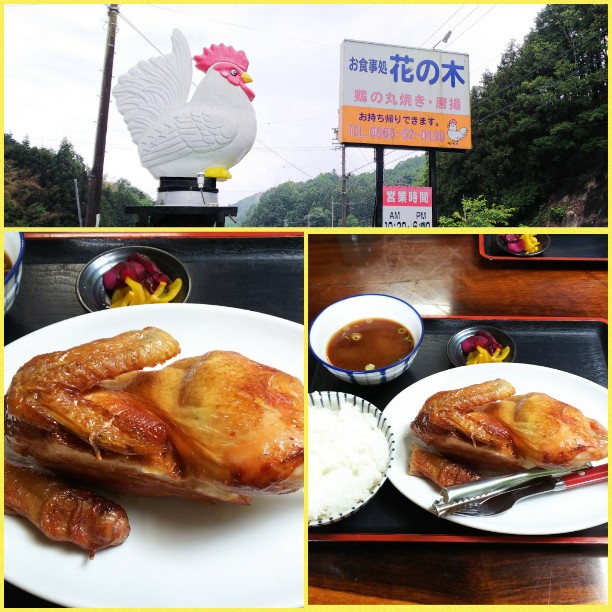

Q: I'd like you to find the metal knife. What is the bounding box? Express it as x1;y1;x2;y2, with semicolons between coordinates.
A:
431;463;593;517
452;463;609;517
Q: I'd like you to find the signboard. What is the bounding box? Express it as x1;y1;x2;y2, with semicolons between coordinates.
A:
339;39;471;150
382;186;433;227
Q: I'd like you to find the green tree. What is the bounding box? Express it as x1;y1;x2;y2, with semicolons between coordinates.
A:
42;138;89;226
436;4;607;225
4;160;61;226
438;195;517;227
100;178;154;227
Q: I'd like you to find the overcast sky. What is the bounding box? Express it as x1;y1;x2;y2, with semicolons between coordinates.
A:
4;3;545;206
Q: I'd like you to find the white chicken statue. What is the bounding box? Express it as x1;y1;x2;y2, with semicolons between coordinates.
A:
113;29;256;181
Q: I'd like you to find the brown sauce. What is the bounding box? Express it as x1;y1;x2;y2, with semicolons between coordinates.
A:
327;318;415;371
4;252;13;277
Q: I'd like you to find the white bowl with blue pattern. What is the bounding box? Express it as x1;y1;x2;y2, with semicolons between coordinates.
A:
308;391;396;526
4;232;25;314
309;294;424;385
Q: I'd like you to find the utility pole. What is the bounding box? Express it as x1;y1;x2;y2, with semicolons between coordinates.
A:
85;4;119;227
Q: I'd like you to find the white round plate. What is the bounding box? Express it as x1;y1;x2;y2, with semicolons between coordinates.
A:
383;362;608;535
4;304;304;608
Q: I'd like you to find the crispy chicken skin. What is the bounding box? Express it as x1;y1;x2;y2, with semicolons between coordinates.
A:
109;350;305;497
411;379;608;471
485;392;608;468
5;329;304;504
5;455;130;558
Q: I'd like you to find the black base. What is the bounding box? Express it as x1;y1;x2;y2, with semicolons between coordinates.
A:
158;176;219;194
125;205;237;227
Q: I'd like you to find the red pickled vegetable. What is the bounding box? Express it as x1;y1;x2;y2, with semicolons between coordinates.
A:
460;335;488;353
103;252;173;295
119;261;146;284
461;330;504;356
127;253;172;290
103;262;132;291
475;329;502;353
506;240;525;253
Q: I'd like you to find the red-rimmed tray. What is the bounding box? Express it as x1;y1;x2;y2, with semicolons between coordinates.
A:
308;316;608;545
479;234;607;262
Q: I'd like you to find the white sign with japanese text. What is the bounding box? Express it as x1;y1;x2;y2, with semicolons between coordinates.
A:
339;39;471;150
383;186;433;227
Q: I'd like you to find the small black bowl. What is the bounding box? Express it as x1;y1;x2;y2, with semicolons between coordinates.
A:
495;234;550;257
447;326;517;367
76;246;191;312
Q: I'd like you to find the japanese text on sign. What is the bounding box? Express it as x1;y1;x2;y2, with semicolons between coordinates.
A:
382;186;432;227
339;39;471;150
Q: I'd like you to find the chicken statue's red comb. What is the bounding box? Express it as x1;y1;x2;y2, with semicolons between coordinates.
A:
194;44;249;73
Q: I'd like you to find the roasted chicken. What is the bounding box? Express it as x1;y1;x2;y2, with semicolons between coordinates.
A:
5;328;304;506
411;378;608;473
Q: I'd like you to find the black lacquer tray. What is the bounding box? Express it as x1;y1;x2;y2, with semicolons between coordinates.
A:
4;233;304;345
308;317;608;544
479;234;607;262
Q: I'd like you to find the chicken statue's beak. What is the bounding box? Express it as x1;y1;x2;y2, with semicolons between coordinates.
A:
240;72;255;101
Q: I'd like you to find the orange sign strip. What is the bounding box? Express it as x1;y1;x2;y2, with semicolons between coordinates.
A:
339;105;472;150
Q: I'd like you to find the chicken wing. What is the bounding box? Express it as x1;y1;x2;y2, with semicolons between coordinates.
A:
5;455;130;558
411;378;521;470
408;444;481;487
5;327;180;457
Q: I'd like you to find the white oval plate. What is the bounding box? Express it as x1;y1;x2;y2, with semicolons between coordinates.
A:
4;304;304;608
383;362;608;535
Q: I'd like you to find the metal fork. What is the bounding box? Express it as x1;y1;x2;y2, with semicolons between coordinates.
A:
454;464;608;517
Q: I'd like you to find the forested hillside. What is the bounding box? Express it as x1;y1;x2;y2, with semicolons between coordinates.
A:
241;156;424;227
436;3;607;226
4;134;153;227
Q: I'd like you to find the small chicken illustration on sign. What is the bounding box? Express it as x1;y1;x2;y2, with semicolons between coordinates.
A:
447;119;468;145
113;29;257;181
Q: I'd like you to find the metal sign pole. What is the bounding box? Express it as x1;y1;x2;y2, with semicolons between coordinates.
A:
374;145;384;227
429;149;438;226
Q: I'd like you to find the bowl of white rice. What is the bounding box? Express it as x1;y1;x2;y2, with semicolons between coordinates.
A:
308;391;396;526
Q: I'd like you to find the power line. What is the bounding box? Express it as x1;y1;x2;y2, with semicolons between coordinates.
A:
441;5;498;49
470;26;598;123
145;4;334;48
473;64;591;124
256;137;313;178
419;5;465;47
117;12;164;55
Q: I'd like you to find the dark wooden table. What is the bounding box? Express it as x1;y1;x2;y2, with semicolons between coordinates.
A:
307;233;608;605
4;232;304;608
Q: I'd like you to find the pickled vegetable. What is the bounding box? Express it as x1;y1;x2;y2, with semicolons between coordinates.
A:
104;251;182;308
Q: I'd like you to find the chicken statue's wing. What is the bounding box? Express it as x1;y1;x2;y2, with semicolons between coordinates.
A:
138;105;239;170
113;29;192;146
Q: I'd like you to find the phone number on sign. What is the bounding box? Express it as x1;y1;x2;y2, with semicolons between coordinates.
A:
369;127;446;143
